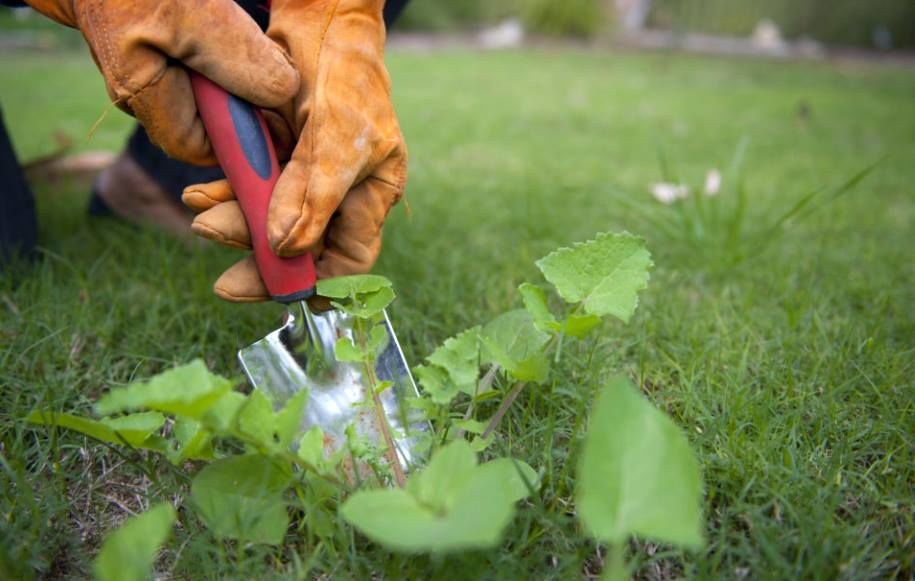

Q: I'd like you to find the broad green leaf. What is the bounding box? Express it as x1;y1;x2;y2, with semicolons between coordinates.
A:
368;325;389;355
346;287;396;318
341;440;538;552
274;390;308;449
577;376;704;549
536;232;652;322
560;313;602;338
191;454;291;545
166;417;213;464
201;391;247;434
334;337;364;363
236;390;276;450
413;364;455;405
408;439;478;512
480;310;550;383
297;426;325;468
95;360;233;418
93;502;176;581
519;283;558;333
427;326;481;389
452;418;487;434
414;326;481;404
27;411;166;451
476;458;539;502
316;274;392;298
470;433;494;452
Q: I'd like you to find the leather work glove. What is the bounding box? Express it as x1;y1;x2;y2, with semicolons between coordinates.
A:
181;0;407;302
25;0;299;166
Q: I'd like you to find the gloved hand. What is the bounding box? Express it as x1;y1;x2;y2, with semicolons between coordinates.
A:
25;0;299;166
181;0;407;302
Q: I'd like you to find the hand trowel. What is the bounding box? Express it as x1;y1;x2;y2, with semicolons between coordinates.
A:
190;73;426;473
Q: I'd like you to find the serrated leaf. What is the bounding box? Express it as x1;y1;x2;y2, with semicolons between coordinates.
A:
334;336;364;362
427;326;481;388
341;440;538;552
95;360;233;418
27;411;166;451
93;502;176;581
536;232;652;323
415;326;481;404
191;454;290;545
368;325;389;355
480;310;550;383
316;274;392;298
413;364;455;405
577;376;704;549
519;283;558;333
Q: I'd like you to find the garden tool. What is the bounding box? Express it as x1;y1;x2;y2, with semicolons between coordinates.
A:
190;74;426;472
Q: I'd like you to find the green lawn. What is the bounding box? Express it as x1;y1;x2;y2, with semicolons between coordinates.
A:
1;47;913;578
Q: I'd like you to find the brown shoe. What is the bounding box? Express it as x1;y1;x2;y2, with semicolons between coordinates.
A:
93;153;193;238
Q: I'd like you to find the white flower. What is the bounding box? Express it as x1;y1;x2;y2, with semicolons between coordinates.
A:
704;169;722;196
651;182;690;205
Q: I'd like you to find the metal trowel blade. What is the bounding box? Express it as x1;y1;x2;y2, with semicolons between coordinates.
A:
238;301;427;469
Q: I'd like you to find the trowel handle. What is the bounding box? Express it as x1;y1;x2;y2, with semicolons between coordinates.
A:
190;72;316;303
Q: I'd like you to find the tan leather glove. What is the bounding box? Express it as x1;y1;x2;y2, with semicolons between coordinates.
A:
182;0;407;302
25;0;299;166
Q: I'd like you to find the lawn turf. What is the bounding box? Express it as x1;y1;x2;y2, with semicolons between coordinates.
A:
0;47;913;578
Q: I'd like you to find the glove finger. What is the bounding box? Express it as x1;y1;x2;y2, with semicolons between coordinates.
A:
182;179;235;213
314;171;403;279
267;137;374;257
213;255;270;303
130;67;216;165
161;0;299;110
191;201;251;250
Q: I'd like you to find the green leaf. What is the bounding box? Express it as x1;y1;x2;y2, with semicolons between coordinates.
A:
341;440;538;552
318;275;395;318
191;454;291;545
413;364;454;405
297;426;326;468
536;232;652;323
414;326;481;404
519;283;558;333
236;390;277;450
93;502;176;581
166;417;213;464
576;376;704;549
274;390;308;449
27;411;166;451
349;287;397;318
480;310;550;383
201;391;247;434
334;337;365;363
560;313;602;338
95;360;233;418
316;274;392;298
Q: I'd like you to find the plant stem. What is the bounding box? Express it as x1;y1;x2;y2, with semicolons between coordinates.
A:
356;319;406;488
481;381;526;439
602;542;628;581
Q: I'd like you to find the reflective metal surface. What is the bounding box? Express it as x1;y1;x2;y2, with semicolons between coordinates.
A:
238;302;428;469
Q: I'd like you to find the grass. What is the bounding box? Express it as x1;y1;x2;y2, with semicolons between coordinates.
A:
1;46;913;578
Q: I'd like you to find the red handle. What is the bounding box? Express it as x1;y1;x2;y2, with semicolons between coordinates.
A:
190;72;315;303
